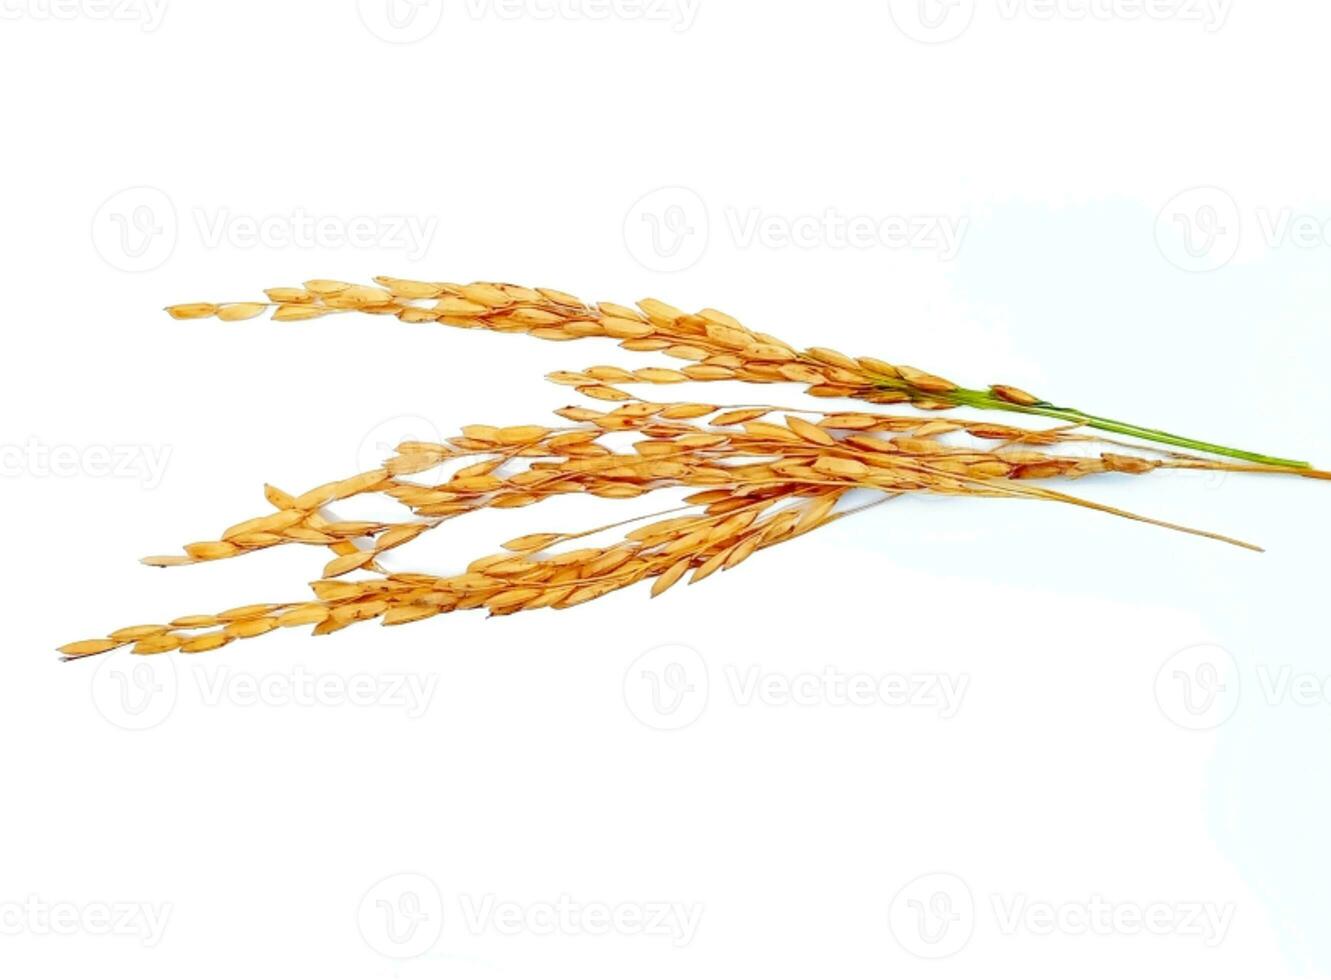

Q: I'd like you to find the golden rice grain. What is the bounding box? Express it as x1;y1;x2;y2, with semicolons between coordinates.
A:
133;634;182;654
180;632;232;654
278;605;331;628
216;303;268;322
59;639;121;657
265;287;314;304
304;279;351;295
108;624;169;641
224;617;280;639
272;304;329;322
324;550;375;578
165;303;218;320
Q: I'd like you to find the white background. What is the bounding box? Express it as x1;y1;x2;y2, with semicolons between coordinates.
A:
4;1;1331;976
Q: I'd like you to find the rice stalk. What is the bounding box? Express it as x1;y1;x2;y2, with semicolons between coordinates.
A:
59;400;1326;659
167;277;1315;469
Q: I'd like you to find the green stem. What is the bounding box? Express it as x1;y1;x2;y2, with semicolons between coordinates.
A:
875;381;1312;470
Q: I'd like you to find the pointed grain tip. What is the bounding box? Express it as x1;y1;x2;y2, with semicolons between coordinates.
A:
142;555;193;567
58;639;119;658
